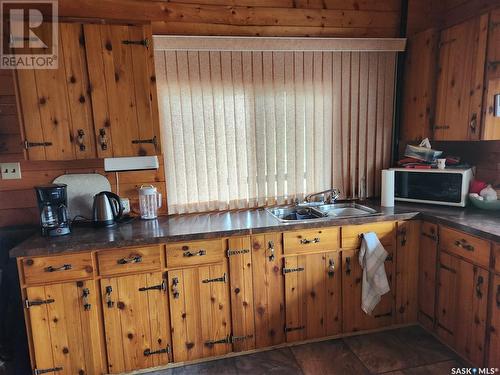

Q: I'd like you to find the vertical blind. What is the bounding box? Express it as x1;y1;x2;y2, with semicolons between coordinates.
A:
155;48;396;214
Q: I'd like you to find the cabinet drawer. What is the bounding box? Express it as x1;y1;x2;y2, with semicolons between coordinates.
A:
342;221;396;249
283;228;340;254
22;253;94;285
494;243;500;274
439;226;490;268
166;239;225;268
97;246;162;276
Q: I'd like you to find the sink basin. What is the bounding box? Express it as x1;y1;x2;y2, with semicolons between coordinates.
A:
266;202;380;222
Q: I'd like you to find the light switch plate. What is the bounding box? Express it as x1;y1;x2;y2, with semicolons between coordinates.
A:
1;162;22;179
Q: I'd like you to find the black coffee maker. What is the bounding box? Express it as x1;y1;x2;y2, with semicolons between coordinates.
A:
35;184;71;237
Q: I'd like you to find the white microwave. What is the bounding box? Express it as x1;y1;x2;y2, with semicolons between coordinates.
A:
391;168;473;207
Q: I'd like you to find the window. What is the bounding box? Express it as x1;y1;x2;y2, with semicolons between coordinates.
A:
155;39;397;214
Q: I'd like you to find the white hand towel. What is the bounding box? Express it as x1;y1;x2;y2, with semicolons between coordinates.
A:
359;232;390;315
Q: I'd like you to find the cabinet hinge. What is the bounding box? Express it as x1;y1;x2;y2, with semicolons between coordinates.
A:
24;140;52;149
138;280;166;292
285;325;305;333
283;267;304;275
373;311;392;319
122;38;149;48
25;299;55;308
204;336;231;346
33;367;63;375
231;334;254;343
144;345;170;357
433;125;450;130
202;273;227;284
131;136;158;148
227;249;250;257
421;232;438;242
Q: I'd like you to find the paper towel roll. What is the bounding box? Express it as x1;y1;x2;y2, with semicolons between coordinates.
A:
381;169;395;207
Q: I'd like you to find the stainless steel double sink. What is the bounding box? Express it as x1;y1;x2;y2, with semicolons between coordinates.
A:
266;202;380;222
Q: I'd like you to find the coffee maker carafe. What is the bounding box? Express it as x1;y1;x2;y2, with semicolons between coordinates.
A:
35;184;71;237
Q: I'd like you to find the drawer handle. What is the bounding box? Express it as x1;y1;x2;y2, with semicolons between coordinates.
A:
268;240;275;261
105;286;114;308
144;346;170;357
476;275;484;299
328;259;335;277
82;288;91;311
300;237;320;244
117;255;142;264
454;239;474;252
45;264;72;272
345;257;351;275
183;249;206;257
496;285;500;308
171;277;180;299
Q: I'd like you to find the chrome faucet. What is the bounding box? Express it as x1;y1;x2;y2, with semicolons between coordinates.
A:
304;188;341;205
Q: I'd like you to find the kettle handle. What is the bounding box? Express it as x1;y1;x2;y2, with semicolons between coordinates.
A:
104;192;124;220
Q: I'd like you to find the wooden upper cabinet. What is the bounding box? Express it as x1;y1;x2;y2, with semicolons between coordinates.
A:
25;280;106;375
84;24;161;157
17;23;96;160
434;14;488;140
16;22;161;160
483;9;500;140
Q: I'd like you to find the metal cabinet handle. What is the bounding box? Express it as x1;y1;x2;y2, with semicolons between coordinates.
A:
454;239;474;252
99;128;108;151
117;255;142;264
268;240;275;261
469;113;477;133
76;129;86;151
171;277;180;299
183;249;206;257
476;275;484;299
105;286;114;308
399;228;407;246
345;257;351;275
82;288;91;311
45;264;72;272
300;237;320;244
328;259;335;277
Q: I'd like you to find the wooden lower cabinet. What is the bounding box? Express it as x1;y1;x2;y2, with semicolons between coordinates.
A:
284;251;342;342
167;262;232;362
100;272;172;373
25;280;106;375
488;274;500;367
436;252;489;366
418;222;438;328
342;247;395;332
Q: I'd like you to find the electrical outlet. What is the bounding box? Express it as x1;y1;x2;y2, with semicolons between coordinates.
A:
120;198;131;214
1;162;21;180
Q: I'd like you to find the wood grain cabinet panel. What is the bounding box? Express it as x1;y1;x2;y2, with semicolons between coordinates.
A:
488;274;500;367
342;246;395;333
167;262;232;362
418;222;439;329
100;272;171;373
25;280;106;375
436;252;489;366
434;14;488;140
284;251;341;342
251;233;286;349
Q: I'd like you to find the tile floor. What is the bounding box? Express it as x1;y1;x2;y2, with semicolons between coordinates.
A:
147;326;465;375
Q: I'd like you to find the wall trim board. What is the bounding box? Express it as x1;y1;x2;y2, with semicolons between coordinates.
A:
153;35;407;52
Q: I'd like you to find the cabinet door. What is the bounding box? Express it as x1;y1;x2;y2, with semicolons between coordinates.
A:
227;236;255;352
437;252;489;366
342;247;395;333
84;24;160;157
434;14;488;140
100;272;171;373
418;222;438;328
251;233;286;348
284;251;341;342
395;220;420;324
483;9;500;140
488;274;500;367
168;262;231;362
16;23;96;160
25;280;105;375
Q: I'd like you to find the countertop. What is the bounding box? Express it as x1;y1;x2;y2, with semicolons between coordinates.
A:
9;200;500;258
